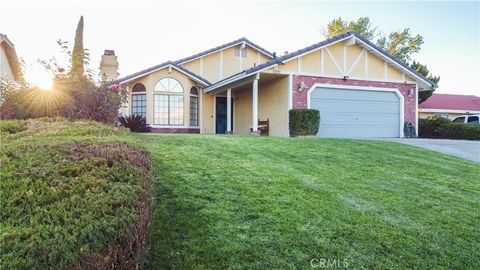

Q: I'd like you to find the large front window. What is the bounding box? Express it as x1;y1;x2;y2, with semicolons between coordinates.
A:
154;78;184;125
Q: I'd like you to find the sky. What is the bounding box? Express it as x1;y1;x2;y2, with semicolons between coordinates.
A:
0;0;479;95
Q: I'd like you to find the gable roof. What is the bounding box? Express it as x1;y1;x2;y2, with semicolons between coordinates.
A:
109;37;272;87
109;61;211;87
174;37;273;65
205;31;437;92
0;33;23;81
419;94;480;111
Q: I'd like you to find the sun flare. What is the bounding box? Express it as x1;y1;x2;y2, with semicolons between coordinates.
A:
34;76;53;91
25;66;53;91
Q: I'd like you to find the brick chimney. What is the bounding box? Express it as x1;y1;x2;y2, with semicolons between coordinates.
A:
100;49;119;81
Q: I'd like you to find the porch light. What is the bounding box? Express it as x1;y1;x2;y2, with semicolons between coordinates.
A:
298;81;307;92
408;88;414;98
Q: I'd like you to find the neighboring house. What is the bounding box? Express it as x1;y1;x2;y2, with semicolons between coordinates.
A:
418;94;480;120
103;31;436;138
0;33;23;81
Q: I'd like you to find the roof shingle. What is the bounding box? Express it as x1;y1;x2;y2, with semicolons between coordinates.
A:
419;94;480;111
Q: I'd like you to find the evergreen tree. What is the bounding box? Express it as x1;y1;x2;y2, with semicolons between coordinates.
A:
410;61;440;103
70;16;84;79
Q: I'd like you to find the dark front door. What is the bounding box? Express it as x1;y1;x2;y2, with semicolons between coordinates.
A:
215;97;233;134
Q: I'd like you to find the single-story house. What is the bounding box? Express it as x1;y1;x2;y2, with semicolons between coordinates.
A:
0;33;23;81
104;31;437;138
419;94;480;120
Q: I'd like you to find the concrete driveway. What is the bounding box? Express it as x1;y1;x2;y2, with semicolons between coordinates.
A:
380;138;480;163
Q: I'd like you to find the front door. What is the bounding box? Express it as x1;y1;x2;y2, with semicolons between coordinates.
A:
215;97;233;134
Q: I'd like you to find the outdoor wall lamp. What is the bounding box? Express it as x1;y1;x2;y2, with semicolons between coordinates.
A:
298;81;307;92
408;88;414;98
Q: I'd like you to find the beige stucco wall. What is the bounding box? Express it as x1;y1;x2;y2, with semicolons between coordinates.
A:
179;44;272;84
268;40;415;83
367;54;385;79
202;93;215;133
233;75;289;137
233;86;252;135
323;49;339;75
346;44;363;70
300;50;321;74
0;45;15;81
202;52;221;83
127;68;201;127
387;64;404;80
222;46;240;79
349;50;366;78
243;46;261;70
182;60;200;75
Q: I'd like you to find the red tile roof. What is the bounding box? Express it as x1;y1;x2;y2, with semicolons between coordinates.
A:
419;94;480;111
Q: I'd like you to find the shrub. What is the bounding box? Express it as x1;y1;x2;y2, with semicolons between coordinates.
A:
0;17;127;125
0;119;27;134
418;116;451;138
56;78;126;124
0;76;126;125
437;123;480;140
119;114;151;132
0;118;153;269
419;115;480;140
289;109;320;136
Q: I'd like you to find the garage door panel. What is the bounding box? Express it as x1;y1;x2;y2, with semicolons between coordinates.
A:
311;88;398;101
319;125;399;137
319;112;399;125
311;99;399;114
310;87;400;138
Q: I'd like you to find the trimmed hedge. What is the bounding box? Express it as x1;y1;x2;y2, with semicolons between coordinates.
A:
289;109;320;136
437;123;480;140
418;116;451;138
0;118;153;269
419;116;480;140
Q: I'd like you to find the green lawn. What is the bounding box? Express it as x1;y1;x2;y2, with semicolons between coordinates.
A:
137;134;479;269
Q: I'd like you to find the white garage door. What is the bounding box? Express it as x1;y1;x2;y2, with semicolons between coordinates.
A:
309;87;401;138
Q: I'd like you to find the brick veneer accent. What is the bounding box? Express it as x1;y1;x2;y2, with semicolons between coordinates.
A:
150;127;200;134
292;75;417;126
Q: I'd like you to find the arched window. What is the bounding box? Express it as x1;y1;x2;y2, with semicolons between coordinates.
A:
190;87;199;126
153;78;184;125
131;83;146;118
154;77;184;93
132;83;146;92
190;86;198;95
